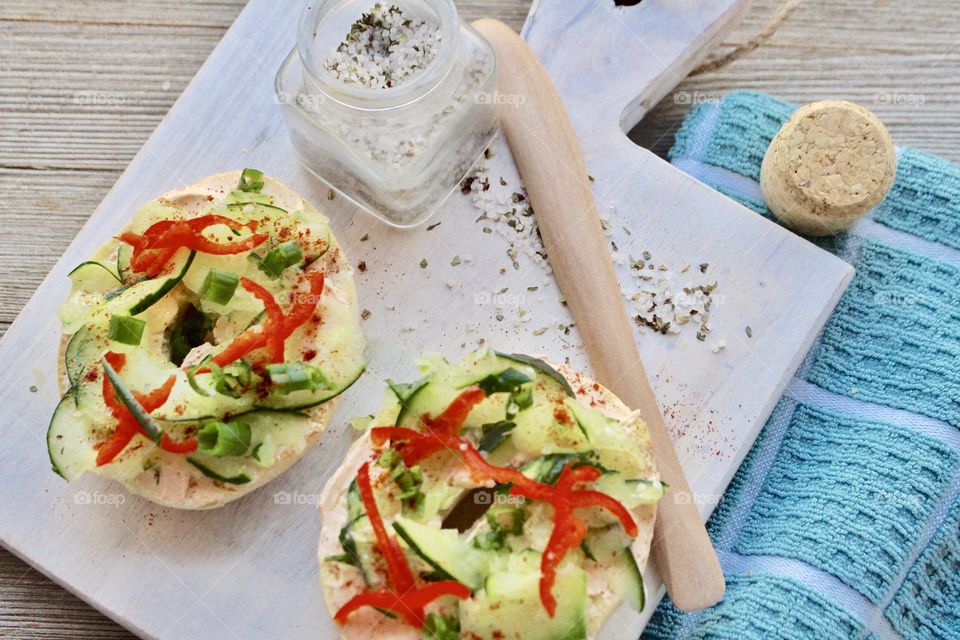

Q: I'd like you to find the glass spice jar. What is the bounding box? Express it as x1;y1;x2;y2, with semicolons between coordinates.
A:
276;0;500;228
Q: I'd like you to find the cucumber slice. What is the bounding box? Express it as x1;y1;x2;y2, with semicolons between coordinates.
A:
591;473;664;509
128;250;196;315
392;517;490;590
511;401;589;456
186;457;251;484
566;398;649;475
68;261;121;292
225;201;288;222
394;381;462;428
255;363;365;411
497;352;574;397
581;526;646;611
609;546;645;612
117;243;133;281
461;556;587;640
174;410;312;482
64;324;102;388
47;389;97;481
438;350;534;389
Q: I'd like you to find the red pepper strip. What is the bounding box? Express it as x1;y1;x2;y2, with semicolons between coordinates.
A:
239;278;286;363
96;352;196;465
118;215;267;276
208;271;325;368
333;581;469;628
537;496;585;617
356;462;416;594
420;386;485;435
279;271;325;339
151;225;267;254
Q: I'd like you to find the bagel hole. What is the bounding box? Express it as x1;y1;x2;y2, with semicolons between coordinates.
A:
441;487;494;532
167;303;216;367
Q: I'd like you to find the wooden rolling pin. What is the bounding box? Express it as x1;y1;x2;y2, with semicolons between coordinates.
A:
472;19;725;612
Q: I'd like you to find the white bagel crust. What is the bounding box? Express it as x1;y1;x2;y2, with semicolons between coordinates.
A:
317;358;659;637
57;171;361;510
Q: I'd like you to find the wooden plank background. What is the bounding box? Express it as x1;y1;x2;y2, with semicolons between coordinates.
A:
2;0;958;636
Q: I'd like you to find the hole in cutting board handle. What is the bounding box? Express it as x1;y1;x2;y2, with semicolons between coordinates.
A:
613;0;643;6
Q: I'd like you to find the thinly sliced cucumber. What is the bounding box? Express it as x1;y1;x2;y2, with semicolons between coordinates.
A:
462;557;587;640
394;380;463;428
68;261;121;292
186;457;251;484
225;201;288;220
58;290;106;334
101;356;164;443
439;350;534;389
609;546;645;611
567;398;649;475
510;400;589;456
64;324;102;387
117;243;133;281
226;191;280;207
497;352;575;397
393;517;489;590
255;363;365;411
47;389;97;481
128;250;196;315
591;473;664;508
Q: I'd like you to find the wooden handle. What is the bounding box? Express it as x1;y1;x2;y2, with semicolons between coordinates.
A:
473;19;725;612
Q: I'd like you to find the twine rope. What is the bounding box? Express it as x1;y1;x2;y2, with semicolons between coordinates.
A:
691;0;802;76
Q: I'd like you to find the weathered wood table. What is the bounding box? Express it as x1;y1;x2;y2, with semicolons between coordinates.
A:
2;0;958;636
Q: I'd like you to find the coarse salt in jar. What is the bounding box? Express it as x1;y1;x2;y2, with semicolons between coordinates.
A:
276;0;500;228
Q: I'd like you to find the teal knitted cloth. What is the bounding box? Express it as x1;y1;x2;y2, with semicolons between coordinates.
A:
644;92;960;640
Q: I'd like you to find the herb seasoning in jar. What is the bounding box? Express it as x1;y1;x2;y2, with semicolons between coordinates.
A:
276;0;499;228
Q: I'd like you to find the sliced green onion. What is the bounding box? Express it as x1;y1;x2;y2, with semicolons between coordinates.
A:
108;314;146;346
209;360;254;398
186;364;211;397
237;168;264;193
197;420;251;457
265;362;330;394
186;457;251;484
258;241;303;278
101;356;164;443
199;269;239;305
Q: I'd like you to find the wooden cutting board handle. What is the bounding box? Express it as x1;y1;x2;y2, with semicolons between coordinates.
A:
472;19;726;612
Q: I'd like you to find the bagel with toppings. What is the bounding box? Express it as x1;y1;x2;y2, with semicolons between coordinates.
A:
318;349;661;639
49;169;365;509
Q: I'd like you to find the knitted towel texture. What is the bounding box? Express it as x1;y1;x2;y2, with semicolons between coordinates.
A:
645;92;960;640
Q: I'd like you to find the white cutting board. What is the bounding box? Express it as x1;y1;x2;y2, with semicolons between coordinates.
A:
0;1;853;638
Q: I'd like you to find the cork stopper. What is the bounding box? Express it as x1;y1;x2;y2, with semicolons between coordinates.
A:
760;100;896;236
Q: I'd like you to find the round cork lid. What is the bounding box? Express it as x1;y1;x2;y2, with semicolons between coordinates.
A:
761;100;896;234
